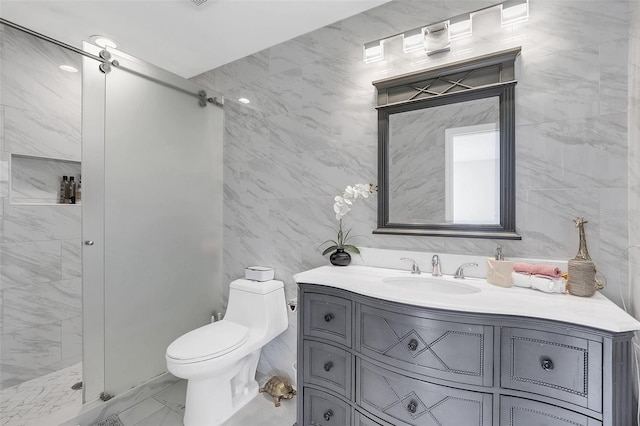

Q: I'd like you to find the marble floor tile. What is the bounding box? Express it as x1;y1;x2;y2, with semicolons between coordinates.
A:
0;362;82;426
131;407;183;426
221;392;296;426
150;380;186;415
118;398;166;426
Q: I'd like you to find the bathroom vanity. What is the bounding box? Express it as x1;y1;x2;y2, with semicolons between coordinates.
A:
294;265;640;426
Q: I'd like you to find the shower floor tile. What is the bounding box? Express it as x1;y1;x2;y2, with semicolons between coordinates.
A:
0;363;82;426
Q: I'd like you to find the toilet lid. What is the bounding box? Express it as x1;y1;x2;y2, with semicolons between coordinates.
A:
166;321;249;363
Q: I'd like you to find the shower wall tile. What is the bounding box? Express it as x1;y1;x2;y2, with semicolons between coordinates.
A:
195;0;633;382
2;202;81;243
0;27;81;123
4;107;81;161
61;239;82;279
0;25;82;388
2;279;81;333
0;323;62;386
61;315;82;361
0;240;62;290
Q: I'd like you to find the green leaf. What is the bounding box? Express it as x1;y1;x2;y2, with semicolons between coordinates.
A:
342;245;360;255
318;239;338;249
322;245;339;256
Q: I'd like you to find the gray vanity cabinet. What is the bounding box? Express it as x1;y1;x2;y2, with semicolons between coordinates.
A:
296;284;634;426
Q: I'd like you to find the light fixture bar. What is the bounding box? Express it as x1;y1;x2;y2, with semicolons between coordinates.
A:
362;0;529;63
402;27;425;53
363;40;384;63
501;0;529;26
449;13;472;40
424;22;450;56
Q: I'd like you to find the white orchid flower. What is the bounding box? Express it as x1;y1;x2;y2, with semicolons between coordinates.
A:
332;182;376;222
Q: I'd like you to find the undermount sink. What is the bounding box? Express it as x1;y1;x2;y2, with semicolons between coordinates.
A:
381;276;481;295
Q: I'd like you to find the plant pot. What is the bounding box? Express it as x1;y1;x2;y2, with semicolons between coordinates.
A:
330;248;351;266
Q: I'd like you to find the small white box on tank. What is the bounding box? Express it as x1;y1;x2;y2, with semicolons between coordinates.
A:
245;266;275;282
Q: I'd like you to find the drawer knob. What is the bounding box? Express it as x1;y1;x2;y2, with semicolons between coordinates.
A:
541;358;554;371
323;410;334;421
324;313;334;322
407;401;417;414
407;339;418;351
323;361;334;372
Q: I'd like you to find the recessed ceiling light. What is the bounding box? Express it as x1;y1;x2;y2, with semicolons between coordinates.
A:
59;65;78;73
238;98;250;104
90;35;117;49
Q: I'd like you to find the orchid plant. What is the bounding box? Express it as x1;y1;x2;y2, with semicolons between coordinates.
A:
320;183;376;256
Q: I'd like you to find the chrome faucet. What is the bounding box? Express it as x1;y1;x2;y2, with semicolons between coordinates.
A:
454;263;478;279
401;258;421;274
431;255;442;277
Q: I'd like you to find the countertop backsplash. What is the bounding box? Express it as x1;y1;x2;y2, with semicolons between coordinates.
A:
350;247;568;280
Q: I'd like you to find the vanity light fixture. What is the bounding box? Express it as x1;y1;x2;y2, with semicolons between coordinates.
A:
402;27;425;54
363;40;384;63
238;97;250;104
424;22;450;56
59;65;78;73
501;0;529;26
362;0;529;63
448;13;473;41
90;35;117;49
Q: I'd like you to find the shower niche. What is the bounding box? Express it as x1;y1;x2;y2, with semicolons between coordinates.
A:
10;154;81;205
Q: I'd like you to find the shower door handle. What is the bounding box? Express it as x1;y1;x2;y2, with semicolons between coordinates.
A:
84;240;95;246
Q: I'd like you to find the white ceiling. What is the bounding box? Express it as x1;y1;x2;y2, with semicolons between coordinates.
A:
0;0;390;78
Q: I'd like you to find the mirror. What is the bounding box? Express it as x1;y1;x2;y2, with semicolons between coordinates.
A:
373;48;521;239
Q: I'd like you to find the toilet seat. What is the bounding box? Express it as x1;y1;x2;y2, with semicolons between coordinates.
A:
166;321;249;364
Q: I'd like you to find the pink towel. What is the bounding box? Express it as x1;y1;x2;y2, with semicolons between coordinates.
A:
513;262;561;278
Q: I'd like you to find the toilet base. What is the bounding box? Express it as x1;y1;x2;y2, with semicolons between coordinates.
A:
183;377;259;426
182;350;262;426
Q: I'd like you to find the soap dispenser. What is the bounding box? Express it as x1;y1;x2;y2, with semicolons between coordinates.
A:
487;246;514;287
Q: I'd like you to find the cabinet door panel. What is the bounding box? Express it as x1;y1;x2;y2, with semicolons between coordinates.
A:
360;304;493;386
357;359;492;426
304;293;352;347
304;341;352;398
501;328;602;411
500;396;601;426
304;387;351;426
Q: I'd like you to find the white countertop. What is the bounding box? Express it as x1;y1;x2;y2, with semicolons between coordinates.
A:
294;265;640;333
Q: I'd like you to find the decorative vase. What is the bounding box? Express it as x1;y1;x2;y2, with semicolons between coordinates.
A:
330;249;351;266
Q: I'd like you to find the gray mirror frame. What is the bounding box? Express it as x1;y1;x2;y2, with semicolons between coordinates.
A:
373;48;522;240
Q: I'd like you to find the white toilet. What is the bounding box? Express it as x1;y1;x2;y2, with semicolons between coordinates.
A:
166;279;288;426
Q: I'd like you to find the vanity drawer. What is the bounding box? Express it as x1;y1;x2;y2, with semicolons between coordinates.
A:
304;293;352;347
303;387;351;426
304;340;352;398
355;410;392;426
500;396;602;426
500;328;602;411
359;304;493;386
357;359;493;426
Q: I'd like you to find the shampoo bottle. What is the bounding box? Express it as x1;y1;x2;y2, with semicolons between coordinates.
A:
76;175;82;203
59;176;68;204
487;246;514;287
69;176;77;204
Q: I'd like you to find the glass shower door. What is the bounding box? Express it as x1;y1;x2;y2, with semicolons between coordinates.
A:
82;45;223;398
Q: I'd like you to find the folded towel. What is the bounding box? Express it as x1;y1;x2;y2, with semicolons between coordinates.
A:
511;272;566;294
513;262;562;278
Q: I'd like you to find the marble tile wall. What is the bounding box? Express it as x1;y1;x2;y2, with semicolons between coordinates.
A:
629;3;640;320
192;0;634;382
0;26;83;389
628;1;640;404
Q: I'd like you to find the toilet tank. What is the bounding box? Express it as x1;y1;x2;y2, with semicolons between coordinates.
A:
223;279;288;338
